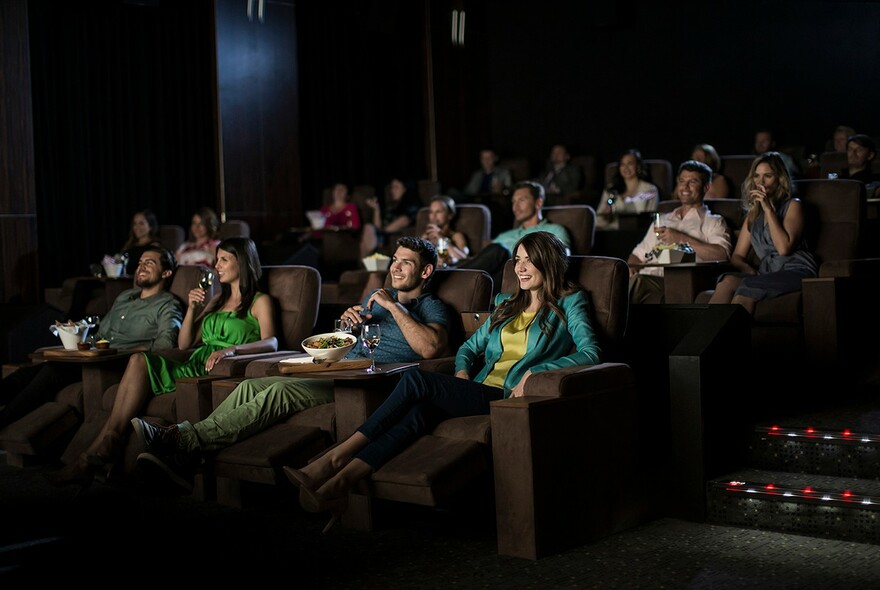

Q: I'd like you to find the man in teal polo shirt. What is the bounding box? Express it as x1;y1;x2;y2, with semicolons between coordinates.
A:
459;180;570;288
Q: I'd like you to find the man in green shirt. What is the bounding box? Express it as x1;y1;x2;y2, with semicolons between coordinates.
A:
0;247;184;429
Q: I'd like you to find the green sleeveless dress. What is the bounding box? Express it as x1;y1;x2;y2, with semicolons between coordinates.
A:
144;293;264;395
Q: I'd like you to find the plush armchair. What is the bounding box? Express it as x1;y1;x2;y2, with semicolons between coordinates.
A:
217;219;250;240
202;268;494;508
542;204;596;255
339;255;638;560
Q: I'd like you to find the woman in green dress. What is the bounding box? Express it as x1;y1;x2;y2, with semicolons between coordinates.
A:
51;237;277;485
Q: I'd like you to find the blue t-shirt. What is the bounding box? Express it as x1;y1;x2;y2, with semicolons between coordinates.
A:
346;288;449;363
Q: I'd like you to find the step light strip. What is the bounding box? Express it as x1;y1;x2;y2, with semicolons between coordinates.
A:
758;424;880;444
715;479;880;508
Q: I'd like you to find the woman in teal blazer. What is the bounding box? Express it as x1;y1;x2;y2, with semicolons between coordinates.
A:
284;231;601;531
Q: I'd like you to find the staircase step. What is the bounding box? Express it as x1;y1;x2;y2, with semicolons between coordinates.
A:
708;468;880;544
749;423;880;479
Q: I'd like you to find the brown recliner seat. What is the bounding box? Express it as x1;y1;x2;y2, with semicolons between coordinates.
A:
341;255;637;560
0;264;215;467
695;179;869;363
204;268;494;508
543;204;596;255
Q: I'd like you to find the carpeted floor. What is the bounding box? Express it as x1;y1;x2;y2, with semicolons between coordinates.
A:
3;457;880;588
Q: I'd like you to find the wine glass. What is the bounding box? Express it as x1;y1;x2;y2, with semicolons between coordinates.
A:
436;237;449;268
361;323;381;373
84;315;100;346
196;269;214;309
198;269;215;291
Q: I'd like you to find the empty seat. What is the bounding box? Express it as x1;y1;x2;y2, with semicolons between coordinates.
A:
543;204;596;255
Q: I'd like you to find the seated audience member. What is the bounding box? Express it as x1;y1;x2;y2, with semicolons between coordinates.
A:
690;144;731;199
839;134;879;196
67;208;163;319
627;161;732;304
284;182;362;270
363;178;422;254
459;180;570;289
595;149;660;230
463;148;513;197
132;237;450;493
420;195;469;266
282;231;600;533
826;125;856;153
538;144;583;196
0;247;184;431
175;207;222;267
753;128;799;178
709;152;817;315
119;209;162;276
48;237;277;486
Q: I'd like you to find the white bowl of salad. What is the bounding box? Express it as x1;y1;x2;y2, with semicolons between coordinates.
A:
301;332;358;363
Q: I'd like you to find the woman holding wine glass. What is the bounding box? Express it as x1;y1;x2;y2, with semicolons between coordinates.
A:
49;237;278;486
284;231;601;531
420;195;469;267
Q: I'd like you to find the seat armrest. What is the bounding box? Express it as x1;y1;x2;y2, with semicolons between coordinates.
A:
819;257;880;278
523;362;636;398
490;361;639;559
174;375;233;424
417;356;456;375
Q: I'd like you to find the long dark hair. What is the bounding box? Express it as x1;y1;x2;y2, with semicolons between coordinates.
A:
208;237;262;318
609;149;652;194
489;231;577;335
123;209;159;250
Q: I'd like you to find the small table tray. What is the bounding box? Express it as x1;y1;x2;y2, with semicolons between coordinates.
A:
278;358;373;374
42;347;118;358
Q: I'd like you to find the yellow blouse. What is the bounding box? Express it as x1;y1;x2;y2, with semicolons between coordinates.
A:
482;311;536;389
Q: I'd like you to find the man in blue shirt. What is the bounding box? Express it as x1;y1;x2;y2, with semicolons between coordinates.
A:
133;237;450;492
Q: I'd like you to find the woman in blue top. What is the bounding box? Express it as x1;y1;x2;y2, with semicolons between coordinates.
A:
284;231;601;532
50;237;277;486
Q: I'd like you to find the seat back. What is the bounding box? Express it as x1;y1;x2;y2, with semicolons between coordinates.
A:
500;255;629;359
414;203;493;256
819;151;848;179
159;225;186;252
570;154;600;200
498;156;531;183
217;219;250;240
605;159;674;200
793;179;865;266
428;269;494;352
170;264;218;305
542;205;596;255
261;265;321;350
720;155;755;200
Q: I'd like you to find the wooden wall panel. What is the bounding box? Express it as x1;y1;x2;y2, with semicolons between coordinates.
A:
0;0;38;303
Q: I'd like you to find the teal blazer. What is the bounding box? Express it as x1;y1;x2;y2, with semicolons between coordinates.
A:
455;290;601;397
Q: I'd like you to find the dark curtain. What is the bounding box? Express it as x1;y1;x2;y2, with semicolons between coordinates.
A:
28;0;217;290
295;0;428;208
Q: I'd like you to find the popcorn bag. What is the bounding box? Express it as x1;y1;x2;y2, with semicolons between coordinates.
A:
650;242;695;264
362;253;391;271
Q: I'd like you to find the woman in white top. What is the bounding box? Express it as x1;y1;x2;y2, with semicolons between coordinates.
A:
595;149;660;230
175;207;221;267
